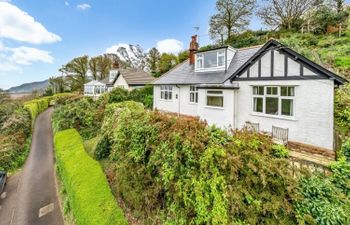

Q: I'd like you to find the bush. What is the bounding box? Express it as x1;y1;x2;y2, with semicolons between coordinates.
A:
271;144;289;158
94;136;111;160
100;86;154;109
54;129;128;225
52;97;101;139
295;174;350;225
339;139;350;162
102;101;297;224
0;104;32;171
24;97;50;123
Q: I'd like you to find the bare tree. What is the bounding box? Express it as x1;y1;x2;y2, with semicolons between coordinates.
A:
258;0;322;30
209;0;256;42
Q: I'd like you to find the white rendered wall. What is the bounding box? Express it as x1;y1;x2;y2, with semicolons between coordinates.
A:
113;75;130;90
197;89;235;129
235;79;334;150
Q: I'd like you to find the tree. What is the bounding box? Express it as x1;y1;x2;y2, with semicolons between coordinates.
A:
178;50;189;63
158;53;178;75
89;55;112;80
59;55;89;92
49;76;66;94
258;0;322;30
209;0;256;42
147;48;160;75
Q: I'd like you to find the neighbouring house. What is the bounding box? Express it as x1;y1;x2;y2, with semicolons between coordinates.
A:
84;63;154;98
152;35;346;152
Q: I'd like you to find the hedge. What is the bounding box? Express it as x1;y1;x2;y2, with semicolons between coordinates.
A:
24;98;50;123
54;129;128;225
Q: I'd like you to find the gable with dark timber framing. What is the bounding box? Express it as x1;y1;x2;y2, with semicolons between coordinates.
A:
228;39;346;85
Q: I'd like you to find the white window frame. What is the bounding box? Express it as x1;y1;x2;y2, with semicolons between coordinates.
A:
195;50;226;70
189;85;198;103
206;90;224;108
160;85;173;100
252;86;295;118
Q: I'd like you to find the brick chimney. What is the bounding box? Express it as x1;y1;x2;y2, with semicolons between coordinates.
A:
189;35;198;65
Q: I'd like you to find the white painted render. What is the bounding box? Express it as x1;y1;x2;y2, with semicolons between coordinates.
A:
113;74;130;90
153;79;334;150
235;79;334;150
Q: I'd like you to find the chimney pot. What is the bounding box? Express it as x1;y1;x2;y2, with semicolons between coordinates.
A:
189;35;198;65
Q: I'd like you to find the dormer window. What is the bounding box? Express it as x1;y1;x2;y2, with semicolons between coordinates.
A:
195;50;226;71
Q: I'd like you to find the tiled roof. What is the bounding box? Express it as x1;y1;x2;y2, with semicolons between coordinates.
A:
122;70;155;85
100;69;155;85
152;46;261;85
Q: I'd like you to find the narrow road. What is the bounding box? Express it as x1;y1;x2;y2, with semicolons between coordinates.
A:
0;108;64;225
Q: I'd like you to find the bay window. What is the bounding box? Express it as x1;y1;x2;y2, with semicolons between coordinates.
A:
160;85;173;100
252;86;295;117
206;90;224;107
189;85;198;103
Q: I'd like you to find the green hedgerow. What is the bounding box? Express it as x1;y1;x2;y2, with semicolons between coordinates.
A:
54;129;128;225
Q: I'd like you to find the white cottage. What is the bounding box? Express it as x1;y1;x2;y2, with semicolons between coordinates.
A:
152;36;346;151
84;65;154;98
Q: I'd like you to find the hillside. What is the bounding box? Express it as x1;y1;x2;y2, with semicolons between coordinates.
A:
225;30;350;79
7;79;49;93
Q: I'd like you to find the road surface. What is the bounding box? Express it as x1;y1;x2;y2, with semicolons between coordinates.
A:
0;108;64;225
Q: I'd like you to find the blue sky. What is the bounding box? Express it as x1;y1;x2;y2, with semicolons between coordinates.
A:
0;0;265;89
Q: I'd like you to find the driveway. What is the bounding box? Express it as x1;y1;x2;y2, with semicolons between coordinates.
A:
0;108;64;225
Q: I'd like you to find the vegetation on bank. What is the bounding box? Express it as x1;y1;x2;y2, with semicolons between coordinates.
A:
0;93;76;172
51;94;350;225
54;129;128;225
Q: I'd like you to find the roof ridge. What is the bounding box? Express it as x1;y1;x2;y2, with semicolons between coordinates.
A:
237;44;264;51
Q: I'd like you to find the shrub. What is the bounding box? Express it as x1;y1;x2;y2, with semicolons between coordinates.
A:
295;174;350;225
52;97;101;139
94;136;111;160
107;87;129;103
102;101;297;224
54;129;128;225
24;97;50;123
271;144;289;158
339;139;350;162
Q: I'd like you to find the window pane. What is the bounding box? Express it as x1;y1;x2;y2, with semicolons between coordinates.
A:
288;87;294;96
190;93;194;102
204;52;218;68
253;86;264;95
253;97;263;113
282;99;293;116
168;91;172;100
267;87;278;95
266;97;278;115
218;55;224;66
207;96;223;107
164;91;168;99
281;87;287;96
207;90;223;95
195;92;198;103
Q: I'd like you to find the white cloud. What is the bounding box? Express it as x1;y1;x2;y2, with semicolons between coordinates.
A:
65;1;69;6
156;39;184;54
0;44;54;72
9;46;53;65
0;2;61;44
77;3;91;10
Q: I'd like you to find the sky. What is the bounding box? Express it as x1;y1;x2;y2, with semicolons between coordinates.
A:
0;0;265;89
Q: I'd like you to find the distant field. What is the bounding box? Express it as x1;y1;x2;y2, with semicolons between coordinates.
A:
9;93;32;100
